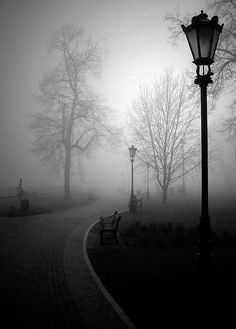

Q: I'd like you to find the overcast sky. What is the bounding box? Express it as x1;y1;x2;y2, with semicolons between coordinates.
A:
1;0;232;193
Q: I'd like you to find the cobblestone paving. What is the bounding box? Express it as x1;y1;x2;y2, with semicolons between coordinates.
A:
0;198;127;329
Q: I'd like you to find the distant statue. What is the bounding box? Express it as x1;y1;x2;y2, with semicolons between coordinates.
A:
16;178;25;200
16;178;29;211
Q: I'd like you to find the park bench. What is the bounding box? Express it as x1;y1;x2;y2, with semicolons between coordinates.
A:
99;211;122;244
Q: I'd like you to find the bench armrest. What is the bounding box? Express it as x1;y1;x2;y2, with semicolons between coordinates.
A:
99;212;121;231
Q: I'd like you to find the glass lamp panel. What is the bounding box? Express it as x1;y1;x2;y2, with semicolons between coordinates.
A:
210;28;220;60
132;147;137;157
187;28;199;61
129;146;137;158
198;25;213;58
129;148;133;158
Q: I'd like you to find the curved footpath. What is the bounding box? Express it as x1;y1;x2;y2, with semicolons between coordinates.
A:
63;199;137;329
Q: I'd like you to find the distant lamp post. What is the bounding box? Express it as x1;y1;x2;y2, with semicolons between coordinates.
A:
146;161;150;199
129;145;137;212
182;11;223;268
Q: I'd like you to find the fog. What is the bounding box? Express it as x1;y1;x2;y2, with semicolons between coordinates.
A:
0;0;235;201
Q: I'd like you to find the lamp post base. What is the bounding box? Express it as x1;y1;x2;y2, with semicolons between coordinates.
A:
129;194;136;212
196;215;214;274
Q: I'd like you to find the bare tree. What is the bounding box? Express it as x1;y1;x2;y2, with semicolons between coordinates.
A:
165;0;236;137
30;26;120;199
129;70;200;203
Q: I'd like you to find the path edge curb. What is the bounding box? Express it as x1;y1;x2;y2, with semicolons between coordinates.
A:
82;210;137;329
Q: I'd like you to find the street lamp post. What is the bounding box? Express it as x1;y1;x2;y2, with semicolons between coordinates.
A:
181;138;186;196
181;11;223;268
129;145;137;212
146;161;150;199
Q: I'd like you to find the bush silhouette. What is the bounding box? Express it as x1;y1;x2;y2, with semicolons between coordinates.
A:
122;221;236;250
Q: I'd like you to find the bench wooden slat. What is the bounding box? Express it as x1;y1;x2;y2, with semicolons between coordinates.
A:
99;211;121;244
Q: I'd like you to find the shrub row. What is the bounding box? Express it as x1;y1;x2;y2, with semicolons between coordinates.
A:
121;221;236;250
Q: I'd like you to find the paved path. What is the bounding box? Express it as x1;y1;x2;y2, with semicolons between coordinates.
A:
0;197;134;329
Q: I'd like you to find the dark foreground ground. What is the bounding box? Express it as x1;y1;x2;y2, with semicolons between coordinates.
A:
0;196;128;329
87;196;236;328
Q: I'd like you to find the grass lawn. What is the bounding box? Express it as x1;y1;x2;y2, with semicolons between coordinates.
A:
0;191;90;217
87;196;236;328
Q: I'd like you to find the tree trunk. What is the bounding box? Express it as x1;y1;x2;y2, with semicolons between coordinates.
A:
64;146;72;200
162;186;168;204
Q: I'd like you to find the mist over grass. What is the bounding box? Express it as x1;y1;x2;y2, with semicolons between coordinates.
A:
0;186;101;217
129;190;236;232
